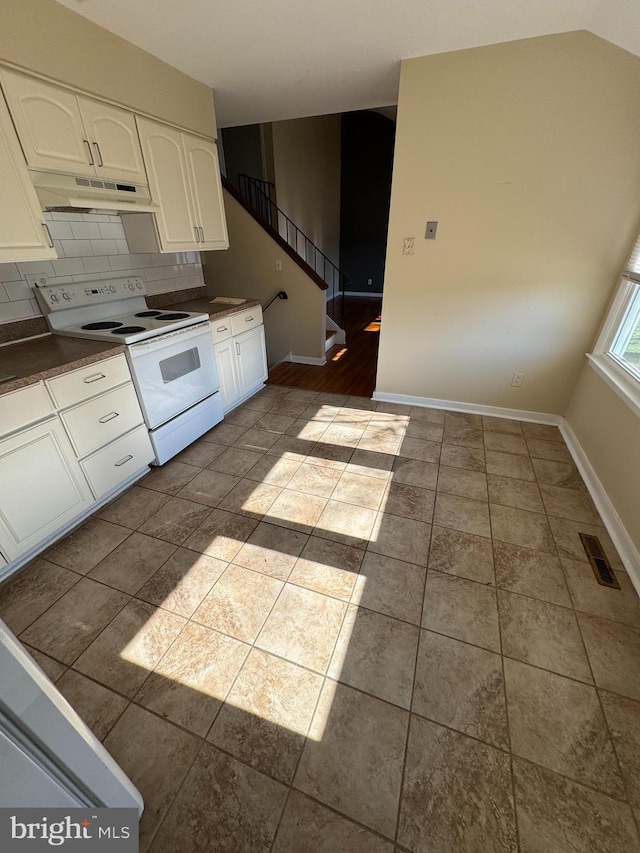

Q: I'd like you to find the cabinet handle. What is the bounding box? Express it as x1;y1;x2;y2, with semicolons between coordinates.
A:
199;226;205;243
114;454;133;467
236;341;241;355
42;223;54;248
93;142;104;167
83;139;95;166
245;316;254;322
98;411;119;423
83;373;106;384
216;326;228;332
194;227;201;243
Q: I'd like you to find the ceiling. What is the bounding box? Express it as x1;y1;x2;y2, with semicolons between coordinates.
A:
56;0;640;128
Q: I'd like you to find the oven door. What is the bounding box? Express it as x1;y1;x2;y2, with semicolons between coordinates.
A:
127;322;219;430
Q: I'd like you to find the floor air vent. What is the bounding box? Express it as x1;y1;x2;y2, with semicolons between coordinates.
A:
579;533;620;589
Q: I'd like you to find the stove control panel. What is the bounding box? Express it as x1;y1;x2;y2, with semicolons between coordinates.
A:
35;277;147;312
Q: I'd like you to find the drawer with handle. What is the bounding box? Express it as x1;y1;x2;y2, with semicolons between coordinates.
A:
81;424;154;499
0;383;54;439
230;307;263;336
46;354;131;409
60;383;145;459
210;318;233;344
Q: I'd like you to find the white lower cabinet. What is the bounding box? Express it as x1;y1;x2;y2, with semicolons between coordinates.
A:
81;425;154;499
0;354;154;573
214;338;242;411
0;417;92;562
236;326;268;394
48;354;154;500
212;309;267;413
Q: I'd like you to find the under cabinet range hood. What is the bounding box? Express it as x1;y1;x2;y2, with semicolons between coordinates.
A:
30;170;160;213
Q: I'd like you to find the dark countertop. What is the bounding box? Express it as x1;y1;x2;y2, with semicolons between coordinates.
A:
0;335;126;396
164;297;262;320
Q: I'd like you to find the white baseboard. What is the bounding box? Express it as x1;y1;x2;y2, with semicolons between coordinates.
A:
372;390;562;425
287;352;327;366
560;420;640;590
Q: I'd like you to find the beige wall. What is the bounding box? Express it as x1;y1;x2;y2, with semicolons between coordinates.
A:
0;0;216;137
376;31;640;414
565;365;640;554
202;191;326;365
272;115;341;267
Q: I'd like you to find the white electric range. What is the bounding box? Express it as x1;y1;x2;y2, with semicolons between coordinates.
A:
35;277;223;464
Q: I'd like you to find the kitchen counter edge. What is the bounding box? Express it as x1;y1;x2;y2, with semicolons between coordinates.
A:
0;336;127;396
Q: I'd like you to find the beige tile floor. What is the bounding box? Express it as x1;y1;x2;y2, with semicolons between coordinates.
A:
2;385;640;851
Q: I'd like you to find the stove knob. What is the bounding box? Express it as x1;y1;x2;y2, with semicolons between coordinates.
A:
136;282;143;290
50;293;59;303
108;285;116;293
127;283;134;290
62;292;71;301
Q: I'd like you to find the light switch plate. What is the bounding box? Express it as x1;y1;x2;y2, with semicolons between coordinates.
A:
425;222;438;239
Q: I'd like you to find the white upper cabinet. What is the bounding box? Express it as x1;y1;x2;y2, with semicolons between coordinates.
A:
0;90;55;262
76;96;147;183
1;70;94;176
133;116;228;253
1;69;145;183
183;134;228;250
135;117;197;251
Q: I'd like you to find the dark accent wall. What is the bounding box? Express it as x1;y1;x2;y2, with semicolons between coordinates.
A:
220;124;264;189
339;111;395;294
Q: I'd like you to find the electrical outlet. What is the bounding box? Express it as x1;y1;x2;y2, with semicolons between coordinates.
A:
367;278;373;286
425;221;438;239
511;372;525;387
25;274;49;289
275;259;283;271
402;237;415;256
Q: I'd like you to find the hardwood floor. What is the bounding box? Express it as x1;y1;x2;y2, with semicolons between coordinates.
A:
268;295;383;396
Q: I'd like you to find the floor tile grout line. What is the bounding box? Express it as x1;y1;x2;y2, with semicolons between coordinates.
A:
495;567;523;852
143;733;209;851
558;549;640;832
393;487;435;844
6;563;87;637
18;572;136;669
266;601;352;852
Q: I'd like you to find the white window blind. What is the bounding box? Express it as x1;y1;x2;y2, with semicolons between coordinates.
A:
625;233;640;276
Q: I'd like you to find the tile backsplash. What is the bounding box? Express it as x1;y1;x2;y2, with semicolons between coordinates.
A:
0;212;204;324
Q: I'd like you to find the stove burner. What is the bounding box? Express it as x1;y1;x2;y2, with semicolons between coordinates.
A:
81;321;123;330
111;326;146;335
134;311;163;317
156;312;190;320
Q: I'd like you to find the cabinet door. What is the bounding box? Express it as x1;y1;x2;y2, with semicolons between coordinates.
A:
0;70;94;176
213;339;241;412
136;116;198;251
78;97;146;184
0;418;92;562
183;134;228;250
0;93;55;262
235;325;268;396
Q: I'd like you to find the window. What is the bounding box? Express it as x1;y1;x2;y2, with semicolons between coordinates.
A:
590;234;640;417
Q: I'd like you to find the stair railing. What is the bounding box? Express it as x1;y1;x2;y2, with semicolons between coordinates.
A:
237;173;348;330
